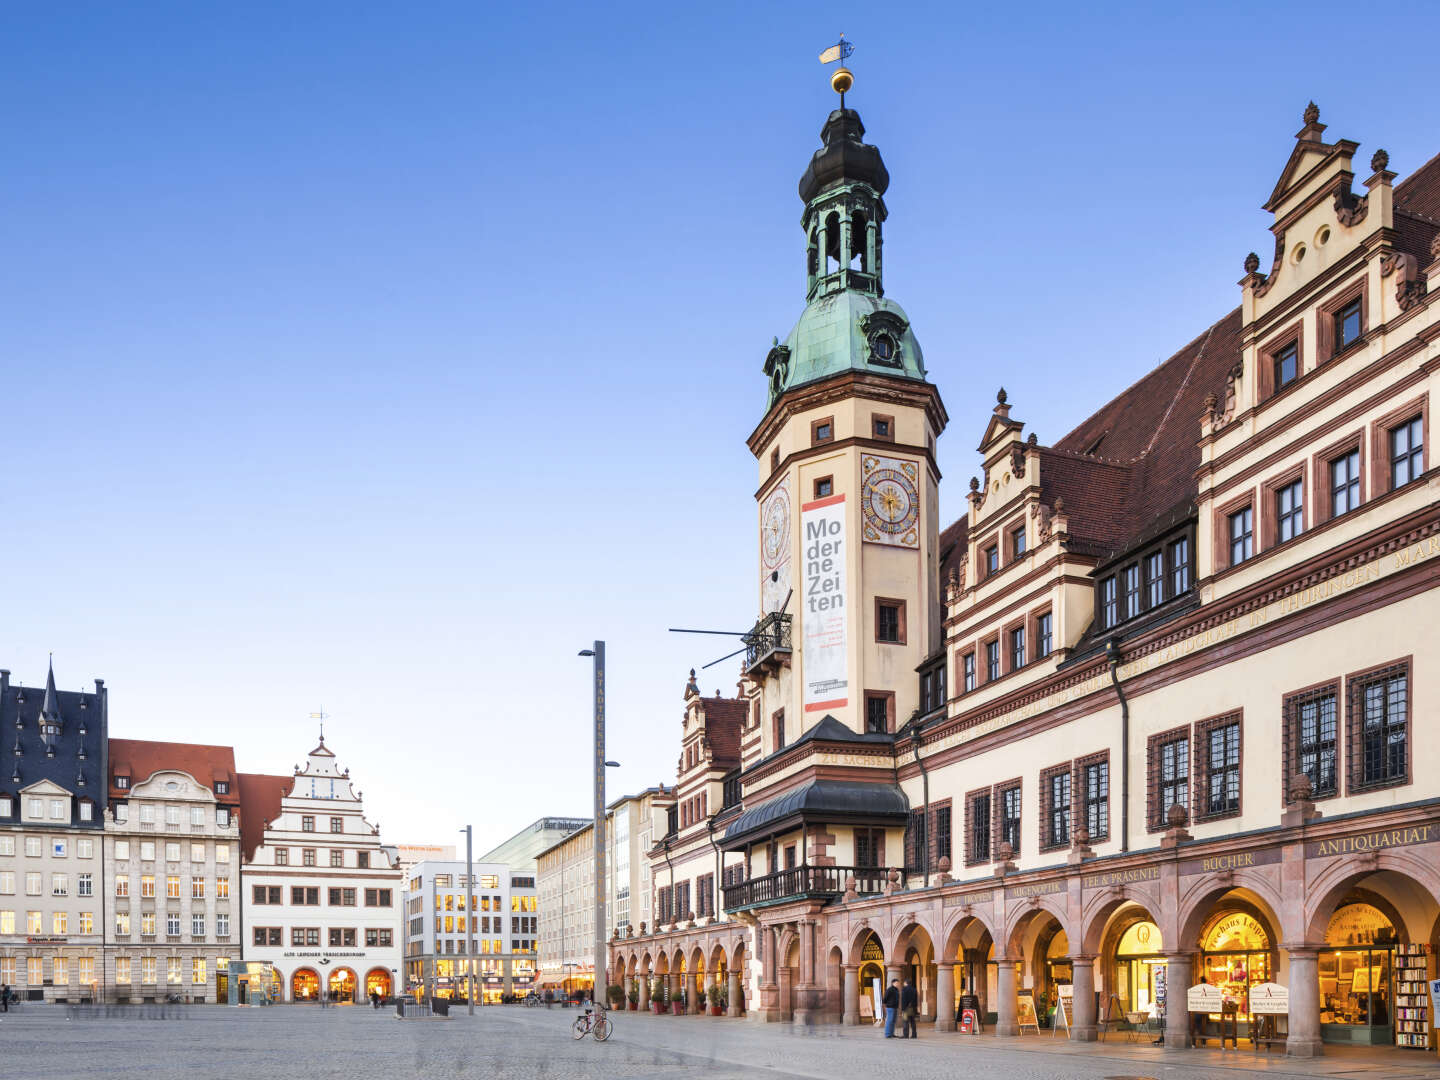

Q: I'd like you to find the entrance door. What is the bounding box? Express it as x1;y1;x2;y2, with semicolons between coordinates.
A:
292;968;319;1002
366;968;392;1002
328;967;356;1004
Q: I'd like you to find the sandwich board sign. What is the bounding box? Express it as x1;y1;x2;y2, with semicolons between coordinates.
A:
1248;982;1289;1015
1054;983;1072;1037
1187;982;1224;1013
1017;990;1040;1033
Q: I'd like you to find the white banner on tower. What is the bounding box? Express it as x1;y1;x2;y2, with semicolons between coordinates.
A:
801;493;848;712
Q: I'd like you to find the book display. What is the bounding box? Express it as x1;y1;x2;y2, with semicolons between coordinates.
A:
1393;943;1431;1049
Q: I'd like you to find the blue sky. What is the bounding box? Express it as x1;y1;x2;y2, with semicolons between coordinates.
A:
2;2;1435;851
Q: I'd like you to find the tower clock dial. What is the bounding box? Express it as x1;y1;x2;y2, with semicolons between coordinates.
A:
760;476;793;612
861;454;920;548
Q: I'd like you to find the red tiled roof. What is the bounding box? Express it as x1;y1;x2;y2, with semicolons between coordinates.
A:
700;696;747;770
237;771;293;862
938;515;969;587
1394;149;1440;219
107;738;239;807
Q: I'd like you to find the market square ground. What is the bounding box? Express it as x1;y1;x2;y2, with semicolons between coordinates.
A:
4;1005;1439;1079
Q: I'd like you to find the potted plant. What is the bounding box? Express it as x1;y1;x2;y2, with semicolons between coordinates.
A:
606;983;625;1010
650;978;666;1014
672;984;685;1015
627;983;639;1011
707;982;726;1016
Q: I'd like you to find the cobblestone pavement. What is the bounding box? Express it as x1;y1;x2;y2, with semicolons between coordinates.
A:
5;1004;1440;1079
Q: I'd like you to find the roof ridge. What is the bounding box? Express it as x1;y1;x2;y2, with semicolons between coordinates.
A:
1135;320;1217;461
1037;445;1135;467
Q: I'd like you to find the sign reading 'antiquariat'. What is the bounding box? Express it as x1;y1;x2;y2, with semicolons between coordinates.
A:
1306;823;1433;858
801;493;848;713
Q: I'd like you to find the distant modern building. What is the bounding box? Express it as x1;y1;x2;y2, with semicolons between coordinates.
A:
238;734;402;1004
0;662;108;1003
393;843;455;891
104;739;241;1003
477;816;588;873
401;859;537;1003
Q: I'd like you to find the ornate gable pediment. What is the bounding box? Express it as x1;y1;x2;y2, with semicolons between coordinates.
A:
20;778;72;798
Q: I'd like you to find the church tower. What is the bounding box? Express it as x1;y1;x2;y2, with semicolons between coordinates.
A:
746;99;948;748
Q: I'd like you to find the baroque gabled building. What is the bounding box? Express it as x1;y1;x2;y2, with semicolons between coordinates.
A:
0;662;108;1002
613;94;1440;1059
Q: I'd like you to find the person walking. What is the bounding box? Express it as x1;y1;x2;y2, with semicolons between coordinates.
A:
882;978;900;1038
1;983;9;1012
900;979;919;1039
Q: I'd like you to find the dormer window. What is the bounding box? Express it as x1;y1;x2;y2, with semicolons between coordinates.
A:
214;781;229;795
115;776;129;790
1335;298;1363;352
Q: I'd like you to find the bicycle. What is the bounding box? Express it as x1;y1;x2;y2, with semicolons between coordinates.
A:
571;1006;612;1042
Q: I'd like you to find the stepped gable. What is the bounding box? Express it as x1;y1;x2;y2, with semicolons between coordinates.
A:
237;771;293;862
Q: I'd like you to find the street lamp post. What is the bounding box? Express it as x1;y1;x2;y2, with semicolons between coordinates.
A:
579;642;620;1009
462;825;476;1014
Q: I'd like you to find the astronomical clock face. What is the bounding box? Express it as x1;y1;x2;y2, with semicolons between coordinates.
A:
861;454;920;548
760;476;792;611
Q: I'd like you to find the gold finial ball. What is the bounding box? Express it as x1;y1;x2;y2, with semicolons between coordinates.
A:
830;66;853;95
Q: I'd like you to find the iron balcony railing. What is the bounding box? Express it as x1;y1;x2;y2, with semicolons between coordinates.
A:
721;864;896;912
743;613;792;674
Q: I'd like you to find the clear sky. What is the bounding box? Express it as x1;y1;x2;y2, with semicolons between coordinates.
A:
2;2;1435;852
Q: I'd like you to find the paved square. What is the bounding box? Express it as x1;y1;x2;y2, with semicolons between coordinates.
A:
6;1005;1440;1080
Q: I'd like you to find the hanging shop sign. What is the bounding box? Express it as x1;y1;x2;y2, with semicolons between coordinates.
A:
1187;983;1224;1013
1305;824;1434;859
801;494;848;713
1248;982;1289;1014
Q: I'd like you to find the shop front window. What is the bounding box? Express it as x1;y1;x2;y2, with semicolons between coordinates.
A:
1113;920;1165;1016
1320;902;1397;1042
1199;910;1273;1020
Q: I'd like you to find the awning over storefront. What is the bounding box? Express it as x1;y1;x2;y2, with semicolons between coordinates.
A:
721;779;910;850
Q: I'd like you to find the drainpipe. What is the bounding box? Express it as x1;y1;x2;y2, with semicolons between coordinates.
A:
707;816;721;919
662;837;675;927
910;723;929;887
1105;639;1130;853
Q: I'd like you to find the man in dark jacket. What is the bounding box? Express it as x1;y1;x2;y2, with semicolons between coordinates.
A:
900;979;919;1038
882;979;900;1038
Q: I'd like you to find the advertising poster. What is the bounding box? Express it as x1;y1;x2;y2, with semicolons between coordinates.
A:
801;494;848;712
1017;990;1040;1031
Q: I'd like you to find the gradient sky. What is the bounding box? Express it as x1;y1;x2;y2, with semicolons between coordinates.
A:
2;2;1436;852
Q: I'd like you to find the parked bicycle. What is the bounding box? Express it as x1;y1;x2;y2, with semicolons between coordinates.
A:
571;1007;612;1042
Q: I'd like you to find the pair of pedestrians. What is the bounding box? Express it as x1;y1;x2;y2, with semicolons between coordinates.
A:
881;978;919;1039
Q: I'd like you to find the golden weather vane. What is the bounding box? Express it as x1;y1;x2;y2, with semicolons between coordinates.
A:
818;33;855;106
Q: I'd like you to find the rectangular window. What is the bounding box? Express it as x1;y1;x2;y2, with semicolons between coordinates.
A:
192;957;206;985
811;418;833;445
1285;685;1339;801
302;848;317;867
216;913;230;937
216;877;229;899
189;842;205;862
52;911;67;934
1100;576;1117;628
984;545;999;576
875;599;904;644
166;912;180;936
291;886;319;906
772;708;785;751
1009;626;1025;670
216;808;230;828
0;872;11;895
1169;536;1190;594
164;804;180;826
932;804;951;867
1150;729;1190;830
1228;506;1253;565
191;877;206;899
1330;450;1361;517
967;790;991;865
191;913;206;937
962;652;976;693
1042;766;1071;850
1335;298;1362;352
813;476;833;499
166;876;180;899
871;414;893;440
25;835;42;857
330;849;344;868
1273;341;1298;390
275;848;288;866
1197;716;1242;819
1146;552;1164;609
77;872;92;897
999;783;1022;855
1350;661;1409;790
1122;564;1140;620
190;806;205;826
864;693;889;734
1035;613;1053;659
356;850;369;869
330;816;344;833
853;828;882;869
1389;417;1424;489
1276;478;1303;543
985;639;1000;682
116;957;130;985
1011;526;1027;559
301;816;315;832
26;872;41;896
51;873;67;896
139;875;154;898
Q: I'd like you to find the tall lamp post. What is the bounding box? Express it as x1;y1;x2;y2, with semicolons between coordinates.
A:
579;642;620;1008
461;825;476;1014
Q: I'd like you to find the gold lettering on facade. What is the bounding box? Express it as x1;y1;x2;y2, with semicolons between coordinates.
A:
1308;824;1432;857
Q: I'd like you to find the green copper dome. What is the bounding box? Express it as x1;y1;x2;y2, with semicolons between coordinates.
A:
763;109;927;408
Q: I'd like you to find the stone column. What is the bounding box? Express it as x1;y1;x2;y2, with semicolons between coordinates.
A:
839;216;852;273
727;968;742;1018
1285;948;1324;1058
1070;957;1097;1041
638;973;649;1011
935;962;956;1031
843;964;860;1025
1163;953;1193;1049
995;959;1019;1036
793;920;823;1025
866;220;877;276
817;223;830;277
778;964;794;1021
924;962;938;1021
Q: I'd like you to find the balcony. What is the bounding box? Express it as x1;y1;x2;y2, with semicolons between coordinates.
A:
742;613;792;678
721;864;898;912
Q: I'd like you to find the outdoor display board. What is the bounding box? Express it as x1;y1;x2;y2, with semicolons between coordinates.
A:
1248;982;1290;1014
1054;983;1072;1036
800;494;848;712
1187;983;1224;1012
1017;990;1040;1033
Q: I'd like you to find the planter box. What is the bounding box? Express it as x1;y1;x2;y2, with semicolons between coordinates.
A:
709;1005;723;1016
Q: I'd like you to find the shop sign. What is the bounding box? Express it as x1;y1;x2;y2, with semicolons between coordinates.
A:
26;936;66;944
1006;879;1066;900
942;890;992;908
1428;979;1440;1016
1187;983;1224;1013
1201;912;1269;951
1178;847;1281;877
1248;982;1288;1014
1081;865;1159;889
1306;824;1433;859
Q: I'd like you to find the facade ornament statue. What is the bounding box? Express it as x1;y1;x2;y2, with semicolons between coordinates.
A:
1243;251;1260;275
1371;148;1390;173
1303;100;1320;125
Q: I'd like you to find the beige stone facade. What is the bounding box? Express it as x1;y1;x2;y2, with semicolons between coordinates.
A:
614;103;1440;1058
